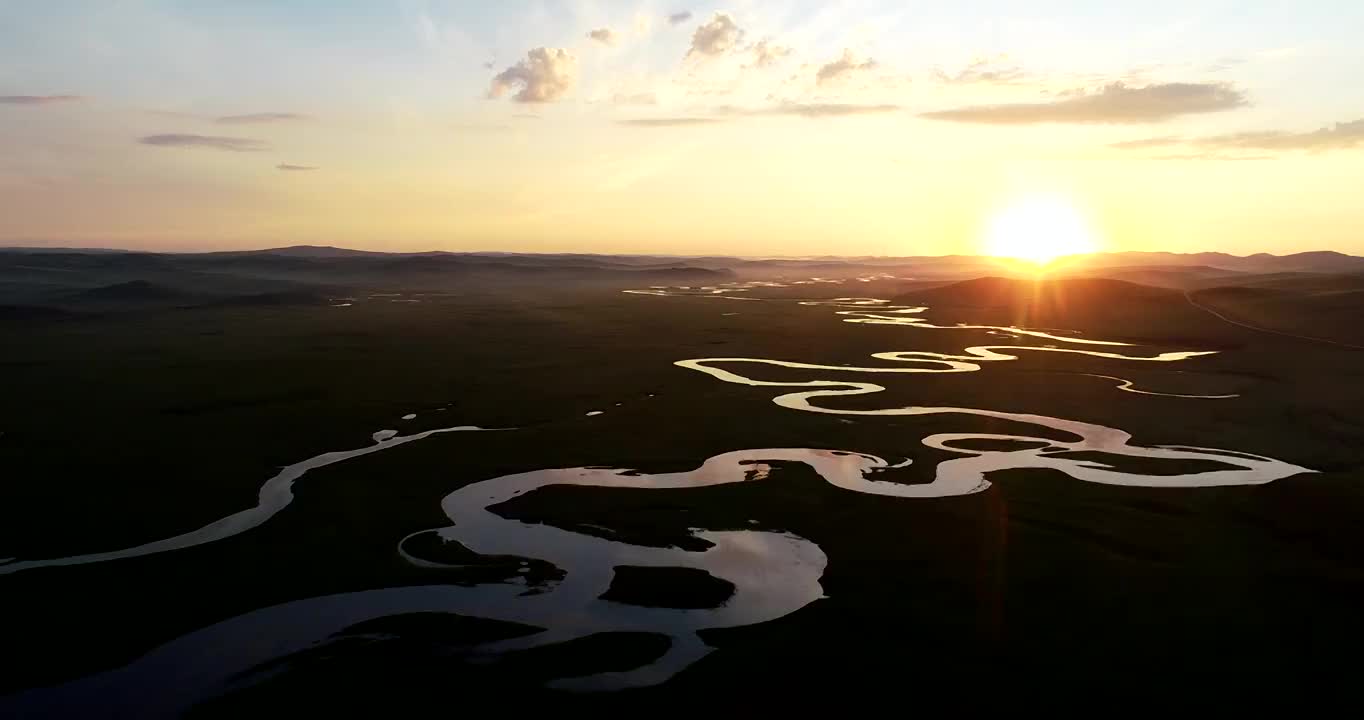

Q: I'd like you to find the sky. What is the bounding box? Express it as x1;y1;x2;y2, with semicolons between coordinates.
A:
2;1;1362;257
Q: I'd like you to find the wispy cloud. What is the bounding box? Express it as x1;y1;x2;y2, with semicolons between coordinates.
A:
620;103;900;127
138;134;269;152
816;49;876;85
586;28;619;46
687;13;743;58
733;102;901;118
748;39;793;68
668;11;693;26
933;55;1030;85
146;109;203;120
612;92;658;106
1108;136;1182;149
489;48;577;103
1205;56;1246;73
922;82;1247;124
276;163;318;171
1149;153;1273;161
1194;119;1364;151
216;112;311;124
0;94;82;105
1113;118;1364;153
618;117;721;127
454;122;512;131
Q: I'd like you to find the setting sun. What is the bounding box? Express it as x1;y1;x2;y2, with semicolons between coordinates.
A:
983;195;1100;265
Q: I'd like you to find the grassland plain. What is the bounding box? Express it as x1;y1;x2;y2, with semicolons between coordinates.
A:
2;274;1361;711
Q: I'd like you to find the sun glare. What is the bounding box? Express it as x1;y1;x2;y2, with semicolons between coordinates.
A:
983;194;1099;265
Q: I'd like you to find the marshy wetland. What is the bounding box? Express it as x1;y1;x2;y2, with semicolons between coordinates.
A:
2;251;1362;713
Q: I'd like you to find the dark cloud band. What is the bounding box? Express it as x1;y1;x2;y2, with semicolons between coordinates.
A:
138;134;269;152
216;112;310;124
922;82;1246;124
1113;118;1364;154
0;95;81;105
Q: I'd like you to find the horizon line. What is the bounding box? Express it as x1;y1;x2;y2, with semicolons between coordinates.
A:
1;243;1357;262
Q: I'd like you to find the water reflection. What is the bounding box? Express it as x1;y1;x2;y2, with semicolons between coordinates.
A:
0;426;500;577
0;281;1318;714
670;290;1302;488
5;431;1310;715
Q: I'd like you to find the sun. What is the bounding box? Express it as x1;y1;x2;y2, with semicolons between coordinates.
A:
983;194;1100;265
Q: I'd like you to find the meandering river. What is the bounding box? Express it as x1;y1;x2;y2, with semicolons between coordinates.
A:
1;282;1314;715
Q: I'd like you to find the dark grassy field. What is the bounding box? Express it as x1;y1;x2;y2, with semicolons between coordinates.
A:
2;256;1362;711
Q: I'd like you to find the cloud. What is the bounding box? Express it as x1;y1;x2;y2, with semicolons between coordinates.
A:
687;13;743;58
1108;136;1182;149
454;122;512;132
612;92;658;106
1195;119;1364;151
0;94;81;105
1206;56;1246;73
618;117;721;127
933;55;1029;85
1114;118;1364;153
668;11;693;26
138;134;269;152
921;82;1247;124
587;28;619;46
737;102;900;118
146;109;204;120
215;112;311;124
619;102;900;127
748;39;793;68
619;102;903;127
489;48;577;103
816;49;876;85
1149;153;1273;161
276;163;318;171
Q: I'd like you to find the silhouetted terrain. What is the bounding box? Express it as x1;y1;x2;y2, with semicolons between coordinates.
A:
1;246;1361;712
0;246;735;312
4;245;1363;329
1191;276;1364;346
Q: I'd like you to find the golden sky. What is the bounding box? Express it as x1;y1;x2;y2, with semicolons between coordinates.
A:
2;2;1362;256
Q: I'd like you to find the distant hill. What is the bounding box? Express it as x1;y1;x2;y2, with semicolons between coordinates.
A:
199;245;392;259
0;246;737;313
66;280;192;303
0;246;1359;316
1060;250;1364;275
896;276;1175;308
1224;273;1364;295
1058;264;1247;290
1191;277;1364;346
1265;251;1364;274
7;244;1361;277
889;276;1226;343
0;246;131;254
